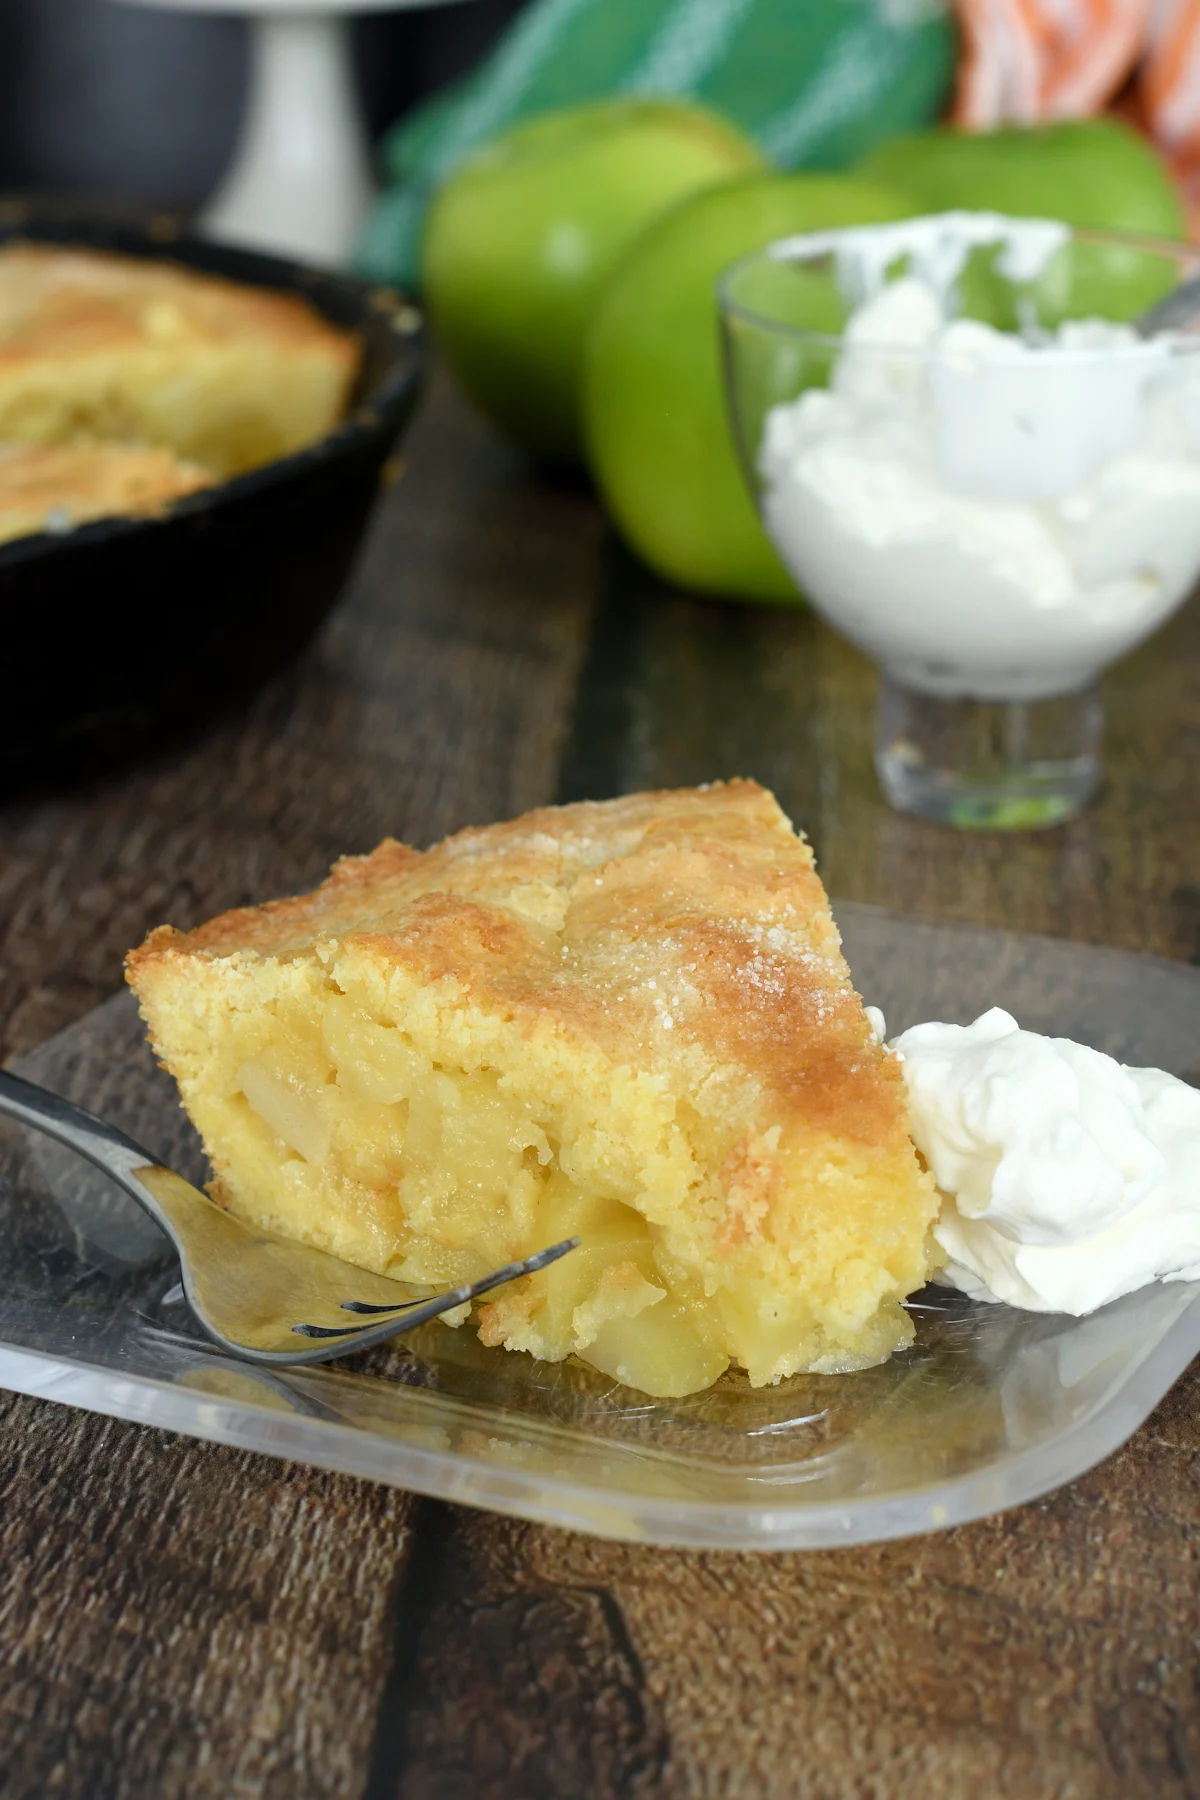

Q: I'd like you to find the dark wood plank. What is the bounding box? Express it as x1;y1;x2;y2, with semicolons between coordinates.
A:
0;1392;415;1800
380;1505;670;1800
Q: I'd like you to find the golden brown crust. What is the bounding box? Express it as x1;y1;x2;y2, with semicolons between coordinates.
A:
0;243;357;371
127;782;907;1155
0;439;211;544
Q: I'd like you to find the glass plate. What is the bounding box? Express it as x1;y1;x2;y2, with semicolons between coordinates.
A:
2;904;1198;1551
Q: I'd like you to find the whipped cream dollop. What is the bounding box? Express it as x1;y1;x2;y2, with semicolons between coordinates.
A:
892;1008;1200;1314
758;215;1200;701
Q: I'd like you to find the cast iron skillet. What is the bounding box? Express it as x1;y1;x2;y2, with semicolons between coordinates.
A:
0;201;426;793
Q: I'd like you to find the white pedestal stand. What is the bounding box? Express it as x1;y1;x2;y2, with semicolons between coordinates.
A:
113;0;471;267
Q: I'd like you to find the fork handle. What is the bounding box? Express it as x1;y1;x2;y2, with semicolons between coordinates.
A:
0;1067;157;1181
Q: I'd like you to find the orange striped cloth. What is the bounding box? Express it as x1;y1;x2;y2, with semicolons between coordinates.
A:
954;0;1200;230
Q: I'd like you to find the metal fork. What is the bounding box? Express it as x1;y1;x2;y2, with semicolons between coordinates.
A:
0;1068;578;1366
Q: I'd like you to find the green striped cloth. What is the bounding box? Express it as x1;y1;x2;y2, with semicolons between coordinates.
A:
358;0;956;287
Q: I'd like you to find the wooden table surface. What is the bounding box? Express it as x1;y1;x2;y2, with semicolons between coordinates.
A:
2;372;1199;1800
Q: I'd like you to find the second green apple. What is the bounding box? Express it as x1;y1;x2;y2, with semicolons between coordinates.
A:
582;173;914;602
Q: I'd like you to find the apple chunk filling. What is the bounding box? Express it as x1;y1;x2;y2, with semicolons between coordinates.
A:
226;994;729;1396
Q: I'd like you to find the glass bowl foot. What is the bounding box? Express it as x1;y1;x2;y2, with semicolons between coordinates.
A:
875;677;1103;830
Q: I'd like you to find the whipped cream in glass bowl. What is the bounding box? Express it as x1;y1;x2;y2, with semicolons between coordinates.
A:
718;213;1200;828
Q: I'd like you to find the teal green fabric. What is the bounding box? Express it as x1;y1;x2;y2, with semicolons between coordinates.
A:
358;0;956;287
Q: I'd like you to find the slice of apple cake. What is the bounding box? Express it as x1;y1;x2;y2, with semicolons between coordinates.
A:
126;781;938;1396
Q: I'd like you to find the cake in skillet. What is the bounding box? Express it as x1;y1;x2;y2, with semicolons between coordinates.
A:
0;440;211;546
0;244;359;477
126;782;939;1397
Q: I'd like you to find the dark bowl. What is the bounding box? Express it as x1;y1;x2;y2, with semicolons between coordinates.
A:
0;201;426;793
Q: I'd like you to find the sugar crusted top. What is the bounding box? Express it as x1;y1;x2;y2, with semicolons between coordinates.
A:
128;781;910;1150
0;243;358;368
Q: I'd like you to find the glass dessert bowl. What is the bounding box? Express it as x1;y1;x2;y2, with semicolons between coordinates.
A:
719;215;1200;829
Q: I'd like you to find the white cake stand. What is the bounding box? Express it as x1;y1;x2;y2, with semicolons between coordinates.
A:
113;0;472;267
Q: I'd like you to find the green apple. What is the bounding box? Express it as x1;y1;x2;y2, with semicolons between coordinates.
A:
581;173;913;604
857;117;1185;238
860;119;1187;328
422;100;765;462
